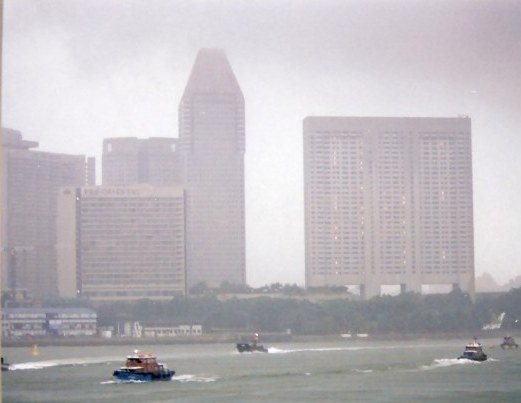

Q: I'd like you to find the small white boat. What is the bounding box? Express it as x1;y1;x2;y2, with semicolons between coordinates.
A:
458;338;487;361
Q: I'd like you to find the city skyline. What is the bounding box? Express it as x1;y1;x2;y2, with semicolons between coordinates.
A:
2;0;520;287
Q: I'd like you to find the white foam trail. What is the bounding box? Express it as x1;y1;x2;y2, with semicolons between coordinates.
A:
8;361;60;371
267;346;365;354
101;378;173;384
173;374;218;383
266;347;287;354
8;356;119;371
355;369;374;373
420;358;481;371
112;379;150;384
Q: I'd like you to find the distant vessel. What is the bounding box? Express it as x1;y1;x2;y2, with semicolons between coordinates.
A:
458;338;487;361
237;333;268;353
1;357;10;371
113;350;175;381
236;342;269;353
500;335;519;349
31;344;39;357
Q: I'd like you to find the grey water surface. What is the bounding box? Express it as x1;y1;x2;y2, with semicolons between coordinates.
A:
2;338;520;402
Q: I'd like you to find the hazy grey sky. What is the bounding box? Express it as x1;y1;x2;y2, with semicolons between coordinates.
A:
3;0;521;287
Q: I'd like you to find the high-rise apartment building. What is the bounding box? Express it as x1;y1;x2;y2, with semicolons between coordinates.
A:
179;49;246;289
56;185;186;301
102;137;180;186
1;128;93;300
303;116;474;299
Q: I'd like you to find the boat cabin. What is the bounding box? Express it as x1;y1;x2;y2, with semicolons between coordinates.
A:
125;353;161;373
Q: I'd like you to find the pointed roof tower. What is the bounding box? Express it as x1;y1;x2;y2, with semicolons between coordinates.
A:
181;49;243;99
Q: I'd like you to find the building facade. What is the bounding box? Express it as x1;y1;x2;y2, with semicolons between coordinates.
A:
1;128;93;301
56;185;186;301
102;137;181;186
178;49;246;289
2;307;97;338
303;116;474;299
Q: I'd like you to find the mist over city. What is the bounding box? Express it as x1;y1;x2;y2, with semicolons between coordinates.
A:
2;1;520;292
2;1;521;401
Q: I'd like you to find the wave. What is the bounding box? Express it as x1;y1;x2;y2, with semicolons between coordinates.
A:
173;374;218;383
267;346;365;354
8;356;118;371
267;343;444;355
354;369;374;373
419;358;483;371
100;375;218;384
8;361;62;371
100;379;150;384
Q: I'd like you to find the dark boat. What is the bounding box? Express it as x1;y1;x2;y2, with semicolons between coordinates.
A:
236;333;269;353
113;350;174;381
1;357;10;371
457;338;487;361
500;335;519;349
236;342;268;353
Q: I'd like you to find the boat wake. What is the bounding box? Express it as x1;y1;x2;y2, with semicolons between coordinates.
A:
8;356;118;371
419;358;482;371
8;361;60;371
100;379;151;384
102;374;217;384
173;374;218;383
267;346;365;354
354;369;374;373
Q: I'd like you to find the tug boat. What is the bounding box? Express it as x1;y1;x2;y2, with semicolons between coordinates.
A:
113;350;174;381
458;338;487;361
500;335;519;349
236;333;268;353
1;357;10;371
236;342;269;353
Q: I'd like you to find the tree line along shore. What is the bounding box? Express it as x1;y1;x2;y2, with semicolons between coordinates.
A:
3;286;521;347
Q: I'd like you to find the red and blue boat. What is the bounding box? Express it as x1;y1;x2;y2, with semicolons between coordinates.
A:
113;350;174;381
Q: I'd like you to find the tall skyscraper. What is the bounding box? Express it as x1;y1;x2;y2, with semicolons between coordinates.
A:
1;128;92;300
56;185;186;301
303;116;474;299
102;137;181;186
179;49;246;289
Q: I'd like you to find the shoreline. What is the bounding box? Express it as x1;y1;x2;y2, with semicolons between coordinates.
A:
2;330;513;348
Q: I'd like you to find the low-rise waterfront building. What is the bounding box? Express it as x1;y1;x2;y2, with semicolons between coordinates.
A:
2;307;97;338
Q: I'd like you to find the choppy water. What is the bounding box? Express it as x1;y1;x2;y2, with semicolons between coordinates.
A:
2;338;521;402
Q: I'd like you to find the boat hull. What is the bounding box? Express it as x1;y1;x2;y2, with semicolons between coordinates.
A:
113;369;174;382
236;343;268;353
457;354;487;361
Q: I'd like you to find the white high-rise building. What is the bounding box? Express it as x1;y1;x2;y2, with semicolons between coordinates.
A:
303;116;474;299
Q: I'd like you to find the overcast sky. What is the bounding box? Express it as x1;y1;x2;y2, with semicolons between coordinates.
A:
3;0;521;287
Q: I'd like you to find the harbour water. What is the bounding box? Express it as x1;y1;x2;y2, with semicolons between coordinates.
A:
2;338;521;402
